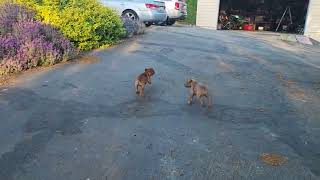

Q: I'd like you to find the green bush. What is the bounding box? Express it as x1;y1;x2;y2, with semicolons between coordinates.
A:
12;0;125;50
59;0;124;50
185;0;197;24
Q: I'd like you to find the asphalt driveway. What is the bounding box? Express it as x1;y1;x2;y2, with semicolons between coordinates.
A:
1;26;320;180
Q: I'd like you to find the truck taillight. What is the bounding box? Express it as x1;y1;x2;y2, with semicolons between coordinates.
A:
175;2;180;10
145;3;160;9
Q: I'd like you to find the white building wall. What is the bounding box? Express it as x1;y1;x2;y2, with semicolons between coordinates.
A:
196;0;220;29
304;0;320;41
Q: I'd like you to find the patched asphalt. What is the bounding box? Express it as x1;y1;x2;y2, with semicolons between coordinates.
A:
1;26;320;180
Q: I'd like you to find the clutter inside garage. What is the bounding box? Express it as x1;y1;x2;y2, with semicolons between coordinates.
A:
218;0;309;34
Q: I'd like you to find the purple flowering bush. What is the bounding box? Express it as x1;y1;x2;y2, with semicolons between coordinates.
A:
0;3;77;75
0;3;34;35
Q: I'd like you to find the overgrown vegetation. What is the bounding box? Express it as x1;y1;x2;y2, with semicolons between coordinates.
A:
12;0;125;50
185;0;197;24
0;3;77;75
0;0;127;76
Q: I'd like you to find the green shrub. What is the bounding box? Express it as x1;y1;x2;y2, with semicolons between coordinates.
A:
58;0;124;50
12;0;125;50
185;0;197;24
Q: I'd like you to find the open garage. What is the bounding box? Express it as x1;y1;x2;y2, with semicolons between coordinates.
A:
196;0;320;41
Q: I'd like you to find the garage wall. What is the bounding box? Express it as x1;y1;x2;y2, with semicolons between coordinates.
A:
304;0;320;41
196;0;220;29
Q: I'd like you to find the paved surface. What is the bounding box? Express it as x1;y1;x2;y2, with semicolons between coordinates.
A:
1;26;320;180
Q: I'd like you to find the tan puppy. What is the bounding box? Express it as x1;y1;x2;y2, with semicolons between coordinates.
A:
184;78;212;107
135;68;155;96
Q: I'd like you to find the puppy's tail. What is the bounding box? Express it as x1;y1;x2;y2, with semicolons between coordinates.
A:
135;79;139;94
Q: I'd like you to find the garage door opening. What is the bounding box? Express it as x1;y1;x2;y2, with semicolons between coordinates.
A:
218;0;309;34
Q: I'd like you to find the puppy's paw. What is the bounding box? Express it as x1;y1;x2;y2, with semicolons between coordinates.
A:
136;91;139;94
187;100;192;105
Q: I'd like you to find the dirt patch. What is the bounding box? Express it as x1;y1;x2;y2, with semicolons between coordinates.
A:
282;80;297;89
260;153;288;166
0;53;101;87
77;55;100;64
276;73;307;102
218;60;234;72
289;90;306;101
0;65;58;87
249;54;270;65
277;73;296;87
0;76;15;87
283;80;297;87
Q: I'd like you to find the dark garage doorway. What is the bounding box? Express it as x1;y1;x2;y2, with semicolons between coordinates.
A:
218;0;309;34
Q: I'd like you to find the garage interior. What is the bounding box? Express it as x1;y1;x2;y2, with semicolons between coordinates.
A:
218;0;309;34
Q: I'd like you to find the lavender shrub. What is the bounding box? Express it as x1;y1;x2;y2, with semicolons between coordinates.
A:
0;3;77;75
0;35;19;59
0;3;34;35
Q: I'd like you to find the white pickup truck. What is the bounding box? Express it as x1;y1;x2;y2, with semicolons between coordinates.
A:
160;0;187;25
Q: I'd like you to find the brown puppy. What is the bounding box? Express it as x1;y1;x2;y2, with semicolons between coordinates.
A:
135;68;155;96
184;78;212;107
